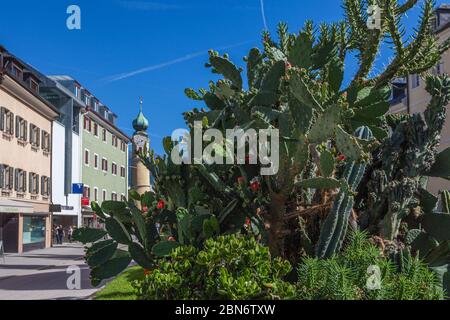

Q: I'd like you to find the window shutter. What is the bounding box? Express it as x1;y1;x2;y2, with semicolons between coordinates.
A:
23;171;27;192
29;172;33;193
24;120;28;141
0;107;4;131
8;167;14;190
41;176;44;195
14;169;18;191
0;165;4;189
36;128;40;147
15;117;19;138
41;131;45;150
9;112;14;135
36;174;39;194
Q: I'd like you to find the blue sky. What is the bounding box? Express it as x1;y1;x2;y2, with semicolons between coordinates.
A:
0;0;446;154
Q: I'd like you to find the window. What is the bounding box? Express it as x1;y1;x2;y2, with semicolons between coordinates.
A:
84;149;90;166
74;85;80;98
41;131;51;152
112;162;117;175
120;166;126;178
102;128;107;142
111;192;117;201
23;216;45;245
83;116;91;132
12;65;22;80
30;79;39;93
40;176;50;197
120;140;127;152
94;187;98;202
83;186;90;199
29;123;40;147
111;135;119;148
93;123;98;137
14;168;27;192
412;74;420;88
15;116;28;141
29;172;40;195
120;194;126;201
84;94;90;106
102;189;107;201
0;165;14;190
0;107;14;135
94;154;99;169
102;158;108;172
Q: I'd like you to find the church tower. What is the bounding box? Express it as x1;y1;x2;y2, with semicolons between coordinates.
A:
131;98;151;195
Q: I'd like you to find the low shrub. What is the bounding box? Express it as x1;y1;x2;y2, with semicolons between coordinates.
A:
133;232;444;300
297;232;444;300
134;235;296;300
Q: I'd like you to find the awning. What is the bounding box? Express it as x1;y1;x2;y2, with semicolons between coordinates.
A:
0;200;34;214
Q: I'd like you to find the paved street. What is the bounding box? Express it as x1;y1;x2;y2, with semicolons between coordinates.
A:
0;243;101;300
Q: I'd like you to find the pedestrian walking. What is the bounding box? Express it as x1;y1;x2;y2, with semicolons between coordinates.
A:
57;225;65;244
54;225;60;245
68;226;74;243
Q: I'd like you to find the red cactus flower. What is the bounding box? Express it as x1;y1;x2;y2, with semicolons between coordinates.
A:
157;200;165;210
250;181;261;192
338;154;346;162
144;269;151;276
168;236;176;242
142;206;149;213
245;217;251;227
237;176;245;184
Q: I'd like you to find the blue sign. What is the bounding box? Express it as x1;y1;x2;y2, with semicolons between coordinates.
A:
72;183;84;194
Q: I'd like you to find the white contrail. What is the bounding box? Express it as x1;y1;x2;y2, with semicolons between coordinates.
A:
103;40;254;83
260;0;268;31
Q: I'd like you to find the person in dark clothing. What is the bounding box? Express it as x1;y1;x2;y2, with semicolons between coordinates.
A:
57;225;64;244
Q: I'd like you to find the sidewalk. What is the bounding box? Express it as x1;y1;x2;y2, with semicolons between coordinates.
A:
0;243;101;300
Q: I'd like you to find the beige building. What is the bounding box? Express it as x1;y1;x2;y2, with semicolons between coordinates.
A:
390;5;450;195
0;46;59;253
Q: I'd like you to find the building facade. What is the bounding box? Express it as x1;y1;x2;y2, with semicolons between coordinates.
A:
0;46;59;253
81;105;130;226
38;76;85;230
41;76;130;228
389;5;450;195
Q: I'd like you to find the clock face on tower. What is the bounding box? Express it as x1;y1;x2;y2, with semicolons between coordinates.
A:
133;134;147;149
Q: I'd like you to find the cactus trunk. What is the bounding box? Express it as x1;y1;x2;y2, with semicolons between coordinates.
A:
267;194;287;257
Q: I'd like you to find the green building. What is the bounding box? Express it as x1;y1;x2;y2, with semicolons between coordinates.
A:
81;104;130;226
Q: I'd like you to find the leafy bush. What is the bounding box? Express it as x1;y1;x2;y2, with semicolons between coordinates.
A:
297;232;445;300
134;235;296;300
133;232;444;300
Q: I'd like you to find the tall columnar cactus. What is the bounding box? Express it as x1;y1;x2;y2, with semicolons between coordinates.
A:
362;75;450;241
316;127;373;258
